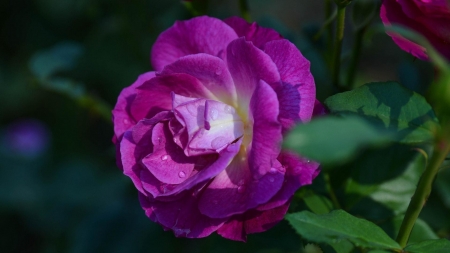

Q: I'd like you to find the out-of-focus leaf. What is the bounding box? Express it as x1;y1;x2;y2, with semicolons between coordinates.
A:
302;191;333;215
351;0;378;31
404;239;450;253
29;41;83;79
285;210;401;251
284;116;394;165
325;82;439;144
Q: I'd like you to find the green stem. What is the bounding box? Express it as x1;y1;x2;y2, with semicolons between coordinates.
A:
325;0;334;53
396;141;450;248
346;27;365;89
332;6;346;90
324;173;342;209
239;0;251;22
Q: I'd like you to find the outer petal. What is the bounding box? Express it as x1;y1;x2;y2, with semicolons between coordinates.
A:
226;38;280;110
130;73;215;121
138;190;226;238
380;0;428;60
249;80;282;178
161;54;237;104
112;71;155;142
217;201;290;241
257;152;320;211
198;150;284;219
263;40;316;128
151;16;238;71
224;16;283;49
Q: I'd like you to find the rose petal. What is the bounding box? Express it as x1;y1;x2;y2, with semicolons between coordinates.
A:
142;122;197;185
198;150;284;219
138;190;226;238
151;16;238;71
226;38;280;110
130;73;214;121
217;196;290;242
224;16;283;49
161;54;237;104
257;152;320;211
263;40;316;128
249;80;282;178
112;71;156;142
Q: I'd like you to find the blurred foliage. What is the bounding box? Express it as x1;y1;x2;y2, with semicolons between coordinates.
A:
0;0;448;253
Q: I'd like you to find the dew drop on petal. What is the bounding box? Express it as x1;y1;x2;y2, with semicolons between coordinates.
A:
269;167;277;174
161;155;169;161
223;105;234;113
307;160;311;163
178;171;186;178
123;119;129;124
211;136;228;150
210;108;218;120
279;166;286;173
237;185;246;193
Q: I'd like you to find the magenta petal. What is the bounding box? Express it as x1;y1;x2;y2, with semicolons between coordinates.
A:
249;80;282;178
263;40;316;127
159;139;242;197
112;71;155;142
142;122;197;185
151;16;238;71
138;190;226;238
258;152;320;211
161;54;237;104
226;38;280;108
244;201;290;234
217;218;246;242
224;16;283;49
130;73;213;121
173;97;207;141
198;153;284;219
312;99;327;117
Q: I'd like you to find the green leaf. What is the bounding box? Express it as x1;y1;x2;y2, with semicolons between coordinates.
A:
284;116;394;165
404;239;450;253
346;145;426;214
303;191;334;215
285;210;401;251
325;82;439;144
29;41;83;79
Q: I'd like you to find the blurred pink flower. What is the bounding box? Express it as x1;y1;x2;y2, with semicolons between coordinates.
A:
112;16;320;241
381;0;450;61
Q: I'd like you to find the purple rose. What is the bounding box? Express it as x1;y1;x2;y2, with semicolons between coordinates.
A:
112;16;320;241
380;0;450;61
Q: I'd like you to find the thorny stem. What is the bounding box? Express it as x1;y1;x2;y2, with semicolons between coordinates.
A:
239;0;251;22
332;6;346;90
396;139;450;248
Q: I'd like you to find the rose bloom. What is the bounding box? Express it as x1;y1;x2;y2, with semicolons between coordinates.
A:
380;0;450;61
112;16;320;241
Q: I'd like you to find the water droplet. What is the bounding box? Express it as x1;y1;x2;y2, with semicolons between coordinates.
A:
215;68;222;75
237;185;246;193
238;179;244;186
173;137;178;143
212;200;218;204
187;103;197;116
269;167;277;174
123;119;129;124
268;177;275;183
211;136;228;150
210;108;218;120
279;166;286;172
226;143;239;152
223;105;235;113
178;171;186;178
307;160;311;163
161;155;169;161
157;137;162;144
